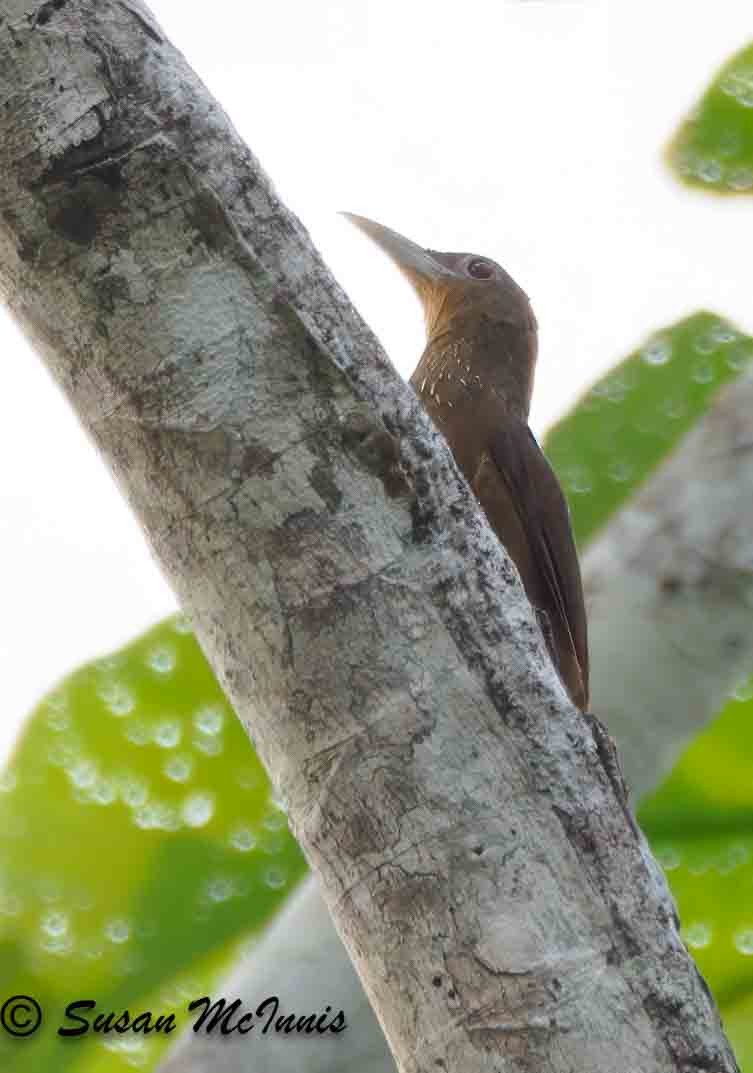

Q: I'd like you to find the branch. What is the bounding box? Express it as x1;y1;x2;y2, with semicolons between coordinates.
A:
161;877;394;1073
587;364;753;797
0;2;737;1070
160;366;753;1073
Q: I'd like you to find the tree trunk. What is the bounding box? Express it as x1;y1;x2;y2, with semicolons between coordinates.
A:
0;2;738;1070
160;362;753;1073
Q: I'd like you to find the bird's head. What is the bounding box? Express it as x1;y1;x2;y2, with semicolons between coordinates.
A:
342;213;536;346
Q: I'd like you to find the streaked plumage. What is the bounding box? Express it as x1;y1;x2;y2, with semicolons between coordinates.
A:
345;214;589;710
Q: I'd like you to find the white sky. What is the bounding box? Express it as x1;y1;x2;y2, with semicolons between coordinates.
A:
2;0;752;761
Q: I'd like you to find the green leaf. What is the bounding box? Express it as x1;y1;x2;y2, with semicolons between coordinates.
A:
666;42;753;193
639;679;753;1065
544;311;753;546
0;616;307;1073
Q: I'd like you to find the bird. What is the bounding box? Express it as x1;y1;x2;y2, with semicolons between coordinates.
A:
343;213;589;711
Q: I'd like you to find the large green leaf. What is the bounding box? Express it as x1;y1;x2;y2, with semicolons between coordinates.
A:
0;616;306;1073
544;311;753;545
666;42;753;193
639;680;753;1066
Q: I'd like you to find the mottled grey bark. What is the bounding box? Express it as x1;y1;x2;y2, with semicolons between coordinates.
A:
0;2;738;1071
161;362;753;1073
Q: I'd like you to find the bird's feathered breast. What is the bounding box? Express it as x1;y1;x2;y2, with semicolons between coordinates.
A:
410;333;588;711
410;325;535;471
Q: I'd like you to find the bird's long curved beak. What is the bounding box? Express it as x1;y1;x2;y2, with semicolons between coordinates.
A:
341;213;449;300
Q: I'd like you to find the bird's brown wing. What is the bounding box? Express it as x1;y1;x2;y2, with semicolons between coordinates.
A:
471;417;589;710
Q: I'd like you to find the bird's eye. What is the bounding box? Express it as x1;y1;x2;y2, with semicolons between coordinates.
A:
466;258;494;280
